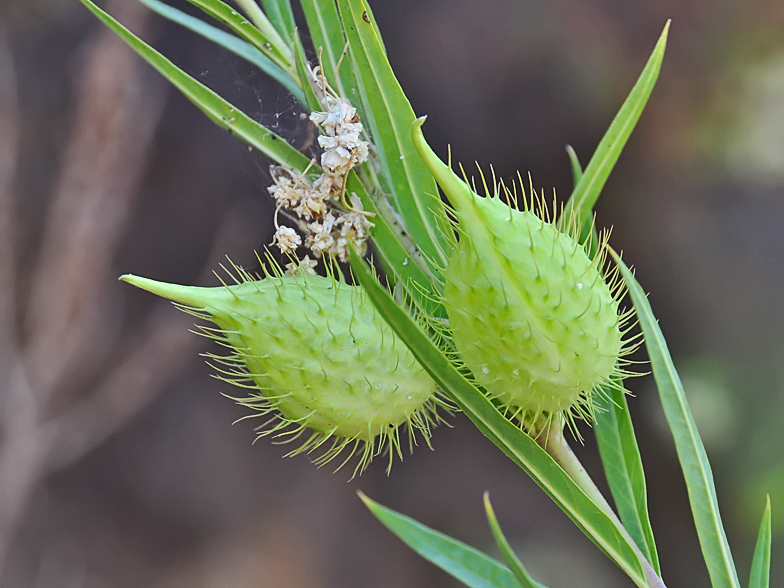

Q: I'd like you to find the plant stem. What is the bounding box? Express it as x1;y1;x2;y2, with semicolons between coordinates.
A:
536;418;666;588
232;0;294;71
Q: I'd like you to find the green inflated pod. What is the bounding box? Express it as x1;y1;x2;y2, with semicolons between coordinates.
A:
412;118;635;432
121;266;441;475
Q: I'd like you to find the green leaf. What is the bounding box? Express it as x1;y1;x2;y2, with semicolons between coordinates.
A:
138;0;306;105
565;144;582;190
749;496;771;588
484;493;547;588
595;385;660;574
84;0;435;312
612;251;741;588
349;250;648;588
232;0;292;61
564;21;669;235
360;493;522;588
259;0;297;47
345;172;438;308
82;0;309;171
355;0;386;56
299;0;360;103
337;0;450;277
183;0;294;74
299;0;444;308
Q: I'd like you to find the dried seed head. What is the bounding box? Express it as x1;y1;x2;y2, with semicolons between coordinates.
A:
266;66;375;267
271;225;301;254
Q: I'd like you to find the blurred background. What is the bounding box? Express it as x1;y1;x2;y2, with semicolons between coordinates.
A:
1;0;784;586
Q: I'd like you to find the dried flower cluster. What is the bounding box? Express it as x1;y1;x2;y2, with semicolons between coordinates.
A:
270;66;374;266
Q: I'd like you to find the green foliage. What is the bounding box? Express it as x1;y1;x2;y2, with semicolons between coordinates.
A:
335;0;451;279
292;28;323;111
138;0;306;103
81;1;774;586
349;245;648;587
484;494;547;588
595;385;660;573
300;0;359;103
749;496;772;588
615;252;741;588
258;0;296;47
183;0;295;74
80;0;309;169
360;492;524;588
563;22;669;240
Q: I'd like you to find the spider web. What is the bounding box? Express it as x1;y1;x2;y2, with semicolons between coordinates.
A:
185;40;320;273
194;48;318;168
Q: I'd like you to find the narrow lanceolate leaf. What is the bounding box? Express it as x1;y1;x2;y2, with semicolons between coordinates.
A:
565;144;583;190
337;0;450;277
484;494;548;588
564;21;669;235
349;250;648;588
300;0;440;300
259;0;297;48
360;493;522;588
82;0;434;309
300;0;360;104
82;0;309;171
138;0;306;105
183;0;295;75
346;172;436;308
356;0;386;56
749;496;771;588
595;386;660;574
613;252;741;588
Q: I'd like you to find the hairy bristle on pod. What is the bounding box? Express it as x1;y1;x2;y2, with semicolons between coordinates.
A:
412;118;638;434
120;266;442;476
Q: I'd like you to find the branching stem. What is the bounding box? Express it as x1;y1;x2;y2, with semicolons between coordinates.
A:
534;417;666;588
232;0;294;71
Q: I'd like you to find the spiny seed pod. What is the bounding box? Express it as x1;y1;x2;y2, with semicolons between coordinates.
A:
412;118;634;430
121;266;441;475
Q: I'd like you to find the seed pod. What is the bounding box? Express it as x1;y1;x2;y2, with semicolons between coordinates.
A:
121;268;440;474
412;118;632;429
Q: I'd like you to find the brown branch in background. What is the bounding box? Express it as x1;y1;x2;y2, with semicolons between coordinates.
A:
0;28;17;356
23;0;166;406
0;1;180;579
0;19;33;582
41;308;199;474
0;2;276;578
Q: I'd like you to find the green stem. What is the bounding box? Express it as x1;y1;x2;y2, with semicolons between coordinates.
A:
232;0;293;69
536;418;666;588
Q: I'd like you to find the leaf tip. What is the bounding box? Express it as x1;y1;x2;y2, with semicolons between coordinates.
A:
357;490;378;512
483;492;498;525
